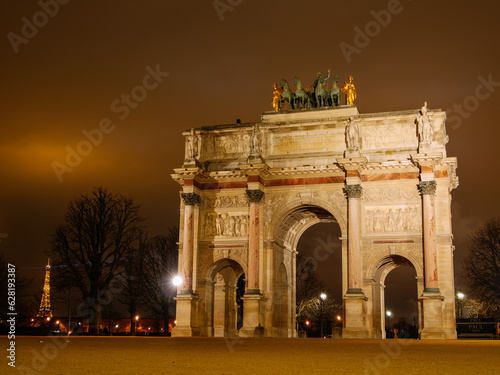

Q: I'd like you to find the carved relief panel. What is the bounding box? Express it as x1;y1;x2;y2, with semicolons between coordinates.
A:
364;206;421;233
203;212;249;238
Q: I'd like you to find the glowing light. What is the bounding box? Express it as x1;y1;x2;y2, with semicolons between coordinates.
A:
115;325;119;329
56;321;60;325
173;276;183;286
174;320;177;325
320;293;327;301
46;317;51;321
336;315;341;321
305;320;310;326
457;292;465;300
386;311;392;317
135;315;139;321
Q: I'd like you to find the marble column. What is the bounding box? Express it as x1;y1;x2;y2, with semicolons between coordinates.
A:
418;180;446;339
180;192;200;293
239;189;264;337
345;184;362;294
418;181;439;293
342;184;368;338
172;192;201;337
245;189;264;294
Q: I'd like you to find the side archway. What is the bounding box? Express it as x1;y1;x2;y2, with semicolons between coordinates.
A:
369;254;423;339
201;258;245;337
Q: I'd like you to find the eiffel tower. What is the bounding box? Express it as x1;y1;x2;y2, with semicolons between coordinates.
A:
36;258;52;318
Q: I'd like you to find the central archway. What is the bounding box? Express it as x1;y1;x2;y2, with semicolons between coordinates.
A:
269;203;346;337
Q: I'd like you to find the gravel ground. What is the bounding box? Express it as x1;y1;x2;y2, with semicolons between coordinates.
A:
8;336;500;375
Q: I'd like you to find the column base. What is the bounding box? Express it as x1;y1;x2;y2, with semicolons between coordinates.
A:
171;292;200;337
342;292;369;339
239;293;263;337
419;293;447;340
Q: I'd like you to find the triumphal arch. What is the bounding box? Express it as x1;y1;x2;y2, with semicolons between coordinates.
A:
171;80;458;339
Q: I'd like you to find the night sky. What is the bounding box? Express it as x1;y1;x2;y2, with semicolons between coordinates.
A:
2;1;499;322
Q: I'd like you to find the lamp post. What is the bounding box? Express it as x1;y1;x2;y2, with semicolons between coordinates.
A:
386;311;392;336
320;293;327;337
456;292;465;319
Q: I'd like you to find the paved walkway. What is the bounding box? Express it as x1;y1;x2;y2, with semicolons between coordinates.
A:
11;336;500;374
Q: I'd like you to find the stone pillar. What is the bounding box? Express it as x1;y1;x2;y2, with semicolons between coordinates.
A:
240;189;264;337
418;181;439;293
245;189;264;293
345;184;362;293
171;192;200;337
343;184;368;338
418;180;446;339
180;192;200;293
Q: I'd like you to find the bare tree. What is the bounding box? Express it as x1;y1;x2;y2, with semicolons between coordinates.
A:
295;252;321;320
141;228;179;334
118;232;147;335
462;218;500;318
303;293;341;337
50;187;144;333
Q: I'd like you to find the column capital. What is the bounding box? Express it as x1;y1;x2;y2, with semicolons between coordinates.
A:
181;192;201;206
246;189;264;203
418;180;437;196
345;184;362;199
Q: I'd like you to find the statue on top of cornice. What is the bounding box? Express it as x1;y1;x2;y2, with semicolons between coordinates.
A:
250;124;262;155
186;128;198;160
416;102;434;144
346;116;360;151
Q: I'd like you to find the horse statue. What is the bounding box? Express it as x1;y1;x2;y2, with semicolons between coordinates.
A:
314;68;330;107
293;76;311;110
279;78;294;110
329;73;340;107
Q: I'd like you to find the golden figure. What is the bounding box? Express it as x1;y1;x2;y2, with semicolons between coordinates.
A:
341;75;357;105
272;82;282;111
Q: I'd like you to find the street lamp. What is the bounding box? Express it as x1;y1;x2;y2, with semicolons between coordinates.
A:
456;292;465;319
319;293;327;337
173;276;183;287
386;311;392;334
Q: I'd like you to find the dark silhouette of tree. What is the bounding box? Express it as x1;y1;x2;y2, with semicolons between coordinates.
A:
141;228;179;334
303;292;341;337
50;187;144;333
295;252;321;321
118;232;147;335
462;218;500;318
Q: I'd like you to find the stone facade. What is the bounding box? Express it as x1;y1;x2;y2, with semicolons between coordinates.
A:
171;104;458;339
